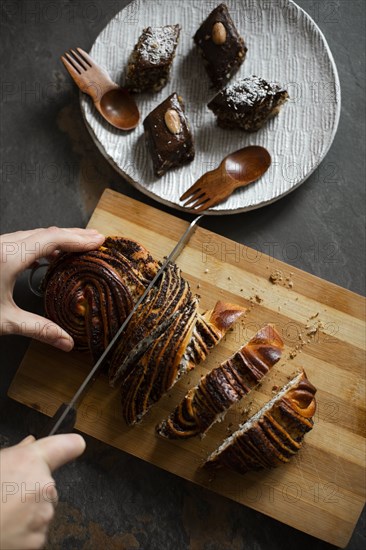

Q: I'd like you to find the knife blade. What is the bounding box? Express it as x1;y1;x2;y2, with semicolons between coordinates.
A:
36;215;203;438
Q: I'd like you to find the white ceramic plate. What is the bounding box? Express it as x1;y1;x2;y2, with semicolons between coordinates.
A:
80;0;341;215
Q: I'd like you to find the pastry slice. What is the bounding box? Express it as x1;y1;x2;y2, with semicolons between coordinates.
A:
208;75;289;132
126;25;181;93
194;3;247;89
157;325;284;439
205;370;316;474
143;92;195;177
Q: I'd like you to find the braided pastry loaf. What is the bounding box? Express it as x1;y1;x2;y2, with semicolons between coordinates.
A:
205;370;316;474
42;237;246;425
157;325;284;439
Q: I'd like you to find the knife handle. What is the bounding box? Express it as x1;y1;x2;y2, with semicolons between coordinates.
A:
35;403;77;439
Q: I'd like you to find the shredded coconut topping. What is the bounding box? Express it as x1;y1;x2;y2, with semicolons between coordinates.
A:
139;26;179;64
223;76;281;107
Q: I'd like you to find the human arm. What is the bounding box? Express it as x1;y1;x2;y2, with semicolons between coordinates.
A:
0;227;104;351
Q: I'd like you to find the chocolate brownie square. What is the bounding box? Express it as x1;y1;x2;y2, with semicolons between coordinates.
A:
194;3;247;89
143;93;195;177
126;25;181;93
208;76;289;131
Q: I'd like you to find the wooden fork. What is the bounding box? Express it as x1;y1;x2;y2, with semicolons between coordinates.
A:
180;146;271;212
61;48;139;130
62;48;117;103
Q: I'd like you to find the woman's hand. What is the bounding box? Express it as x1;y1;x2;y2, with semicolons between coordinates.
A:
0;227;104;350
0;433;86;550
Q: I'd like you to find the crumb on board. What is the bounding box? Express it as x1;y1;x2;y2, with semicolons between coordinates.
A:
248;294;263;307
269;269;283;284
288;317;326;358
269;269;294;289
305;319;325;338
289;340;306;359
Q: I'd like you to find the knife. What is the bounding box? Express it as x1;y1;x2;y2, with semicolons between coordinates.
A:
36;215;203;438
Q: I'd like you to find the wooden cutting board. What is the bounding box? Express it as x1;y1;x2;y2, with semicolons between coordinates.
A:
9;189;365;547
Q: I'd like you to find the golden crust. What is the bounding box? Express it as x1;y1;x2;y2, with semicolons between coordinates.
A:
204;301;249;337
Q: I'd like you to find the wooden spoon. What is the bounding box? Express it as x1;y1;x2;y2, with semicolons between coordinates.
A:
61;48;140;131
180;146;271;211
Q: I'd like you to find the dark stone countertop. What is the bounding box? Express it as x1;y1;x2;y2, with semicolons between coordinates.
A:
0;1;365;549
